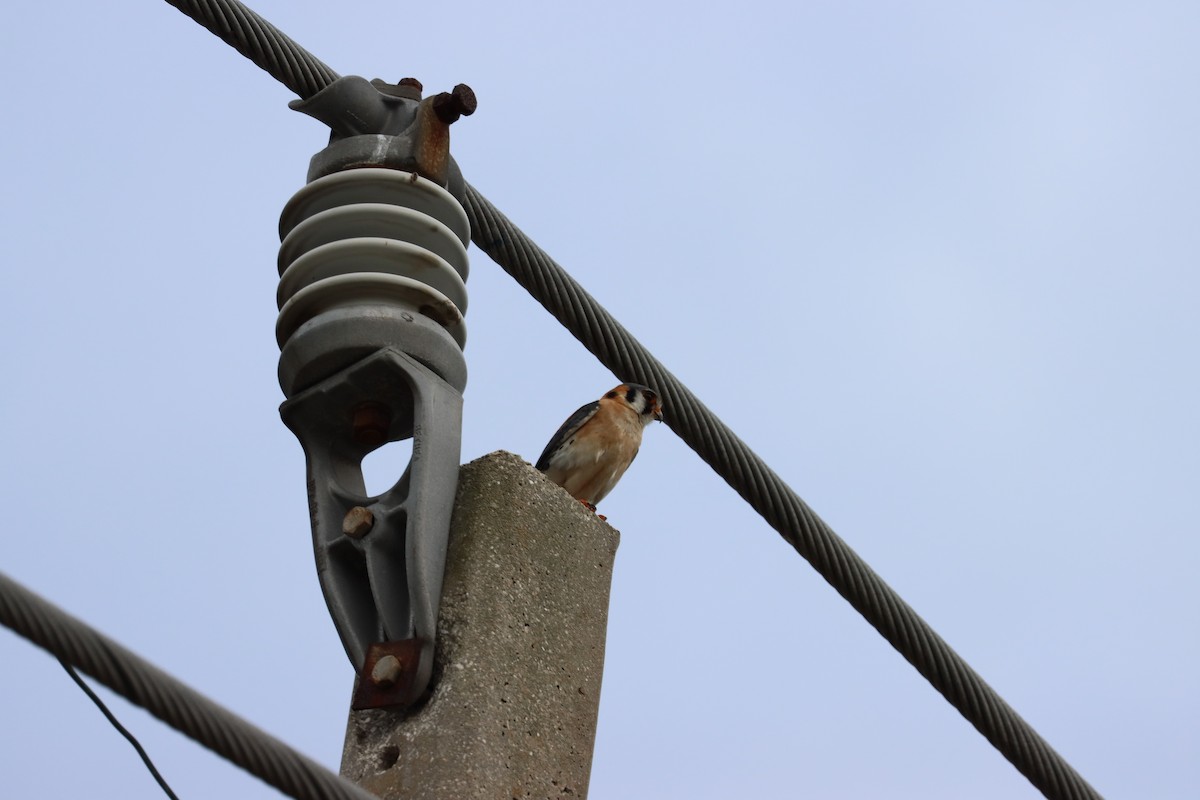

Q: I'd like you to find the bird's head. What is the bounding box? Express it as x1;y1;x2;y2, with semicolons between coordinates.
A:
605;383;664;425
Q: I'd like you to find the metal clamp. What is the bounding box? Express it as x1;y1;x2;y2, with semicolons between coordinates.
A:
276;75;474;708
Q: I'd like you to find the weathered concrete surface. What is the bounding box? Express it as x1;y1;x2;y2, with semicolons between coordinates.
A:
340;450;620;799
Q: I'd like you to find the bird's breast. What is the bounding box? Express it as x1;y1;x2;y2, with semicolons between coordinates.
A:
544;407;644;505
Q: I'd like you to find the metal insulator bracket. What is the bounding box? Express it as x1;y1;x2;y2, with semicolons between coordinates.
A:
280;347;462;709
276;75;474;709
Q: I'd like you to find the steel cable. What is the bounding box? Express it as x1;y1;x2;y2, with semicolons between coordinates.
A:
162;0;337;99
152;2;1102;797
0;572;378;800
462;190;1099;800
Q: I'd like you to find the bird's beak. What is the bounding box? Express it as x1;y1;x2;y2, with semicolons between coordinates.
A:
654;407;664;422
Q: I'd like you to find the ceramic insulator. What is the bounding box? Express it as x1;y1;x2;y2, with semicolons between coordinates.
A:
276;168;470;350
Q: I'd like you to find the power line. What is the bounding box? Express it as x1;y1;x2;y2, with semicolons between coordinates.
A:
0;572;379;800
463;184;1105;800
162;0;337;98
60;658;181;800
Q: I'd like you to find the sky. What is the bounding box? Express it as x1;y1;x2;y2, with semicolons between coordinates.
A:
1;1;1197;798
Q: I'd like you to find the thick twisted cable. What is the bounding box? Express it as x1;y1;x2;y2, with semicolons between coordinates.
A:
0;571;377;800
154;4;1102;798
463;185;1103;800
162;0;337;99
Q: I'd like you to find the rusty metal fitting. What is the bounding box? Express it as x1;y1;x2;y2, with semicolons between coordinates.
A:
389;77;423;101
352;402;392;446
371;654;403;688
432;84;478;125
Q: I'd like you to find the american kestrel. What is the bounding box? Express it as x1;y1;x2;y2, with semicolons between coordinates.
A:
536;383;664;512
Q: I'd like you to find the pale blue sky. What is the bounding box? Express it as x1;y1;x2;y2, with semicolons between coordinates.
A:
2;2;1197;798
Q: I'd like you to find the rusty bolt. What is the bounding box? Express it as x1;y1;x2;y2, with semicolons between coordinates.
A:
451;84;478;115
352;403;392;446
371;654;403;688
432;84;477;124
343;506;375;539
397;77;423;91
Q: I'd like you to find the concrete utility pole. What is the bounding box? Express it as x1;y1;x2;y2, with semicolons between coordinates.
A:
340;451;620;799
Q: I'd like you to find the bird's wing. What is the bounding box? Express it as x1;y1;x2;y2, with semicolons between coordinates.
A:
535;400;600;471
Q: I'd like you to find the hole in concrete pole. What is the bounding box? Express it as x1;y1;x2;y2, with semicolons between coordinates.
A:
361;438;414;497
378;744;400;770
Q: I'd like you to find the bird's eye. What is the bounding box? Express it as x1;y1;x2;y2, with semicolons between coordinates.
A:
605;391;618;399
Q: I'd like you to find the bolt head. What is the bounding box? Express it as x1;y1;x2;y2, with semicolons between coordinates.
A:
371;654;403;688
352;403;392;446
343;506;375;539
432;83;478;124
450;84;477;116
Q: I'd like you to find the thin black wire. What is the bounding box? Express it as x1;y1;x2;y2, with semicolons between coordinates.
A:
151;2;1103;798
60;658;182;800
